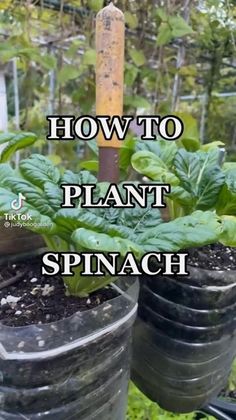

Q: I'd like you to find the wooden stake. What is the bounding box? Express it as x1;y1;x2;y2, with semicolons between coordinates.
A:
96;2;125;182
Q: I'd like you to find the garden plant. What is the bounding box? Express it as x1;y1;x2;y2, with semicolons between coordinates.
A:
0;1;235;419
0;4;139;419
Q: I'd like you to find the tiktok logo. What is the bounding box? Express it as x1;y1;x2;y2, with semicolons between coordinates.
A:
11;193;26;211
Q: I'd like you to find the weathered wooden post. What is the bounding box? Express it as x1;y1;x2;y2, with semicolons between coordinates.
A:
96;2;125;182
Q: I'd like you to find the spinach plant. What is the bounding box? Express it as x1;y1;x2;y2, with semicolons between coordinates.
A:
0;154;233;296
132;140;236;222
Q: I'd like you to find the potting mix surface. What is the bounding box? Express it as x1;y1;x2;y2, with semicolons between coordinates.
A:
187;243;235;270
0;257;118;327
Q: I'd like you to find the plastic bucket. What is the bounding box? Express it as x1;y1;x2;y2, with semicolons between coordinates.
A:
132;265;236;413
0;278;138;419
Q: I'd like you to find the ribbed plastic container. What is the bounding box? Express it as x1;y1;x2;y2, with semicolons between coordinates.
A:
132;265;236;413
0;278;138;419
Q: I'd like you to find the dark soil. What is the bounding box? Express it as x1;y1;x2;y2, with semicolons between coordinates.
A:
187;243;235;271
0;257;118;327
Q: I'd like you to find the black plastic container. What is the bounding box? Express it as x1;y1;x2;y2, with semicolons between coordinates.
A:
0;278;138;419
132;265;236;413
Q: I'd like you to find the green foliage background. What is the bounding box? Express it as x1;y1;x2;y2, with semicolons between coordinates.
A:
0;0;236;162
127;383;215;420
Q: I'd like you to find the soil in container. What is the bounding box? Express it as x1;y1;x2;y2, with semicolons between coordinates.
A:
187;243;235;271
0;256;118;326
